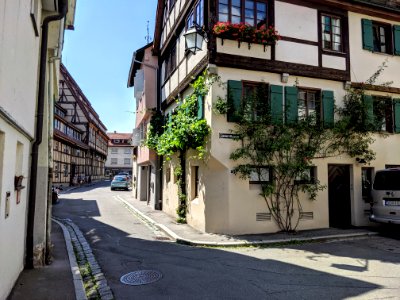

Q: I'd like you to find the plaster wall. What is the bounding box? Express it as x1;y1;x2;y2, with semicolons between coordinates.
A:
135;47;157;127
276;41;319;66
105;146;133;170
0;0;40;137
216;38;272;60
275;1;318;42
322;55;347;70
348;12;400;86
0;120;30;300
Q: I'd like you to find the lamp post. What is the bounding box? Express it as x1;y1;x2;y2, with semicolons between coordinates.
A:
183;23;208;55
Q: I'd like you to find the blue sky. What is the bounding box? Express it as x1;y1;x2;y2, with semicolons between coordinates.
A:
62;0;157;133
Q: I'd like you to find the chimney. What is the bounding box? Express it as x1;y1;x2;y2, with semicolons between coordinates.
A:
114;130;116;133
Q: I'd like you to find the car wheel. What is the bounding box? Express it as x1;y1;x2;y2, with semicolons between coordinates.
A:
111;187;114;191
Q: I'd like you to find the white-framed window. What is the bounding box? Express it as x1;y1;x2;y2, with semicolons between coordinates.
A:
111;148;118;154
124;158;130;165
111;158;118;165
124;148;131;154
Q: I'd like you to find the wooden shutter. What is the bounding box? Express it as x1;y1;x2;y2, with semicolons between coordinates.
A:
285;86;298;124
363;95;374;127
197;95;204;119
394;99;400;133
322;90;334;128
269;85;283;125
362;19;373;51
227;80;242;122
394;25;400;56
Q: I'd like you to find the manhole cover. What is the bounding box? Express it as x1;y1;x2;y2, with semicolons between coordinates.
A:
120;270;162;286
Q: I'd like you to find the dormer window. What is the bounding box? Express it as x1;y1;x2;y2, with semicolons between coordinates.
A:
114;139;120;144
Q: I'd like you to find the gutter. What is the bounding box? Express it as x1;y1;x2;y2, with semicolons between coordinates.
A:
26;0;68;269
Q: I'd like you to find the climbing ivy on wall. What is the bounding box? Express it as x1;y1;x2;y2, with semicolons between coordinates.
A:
145;71;218;223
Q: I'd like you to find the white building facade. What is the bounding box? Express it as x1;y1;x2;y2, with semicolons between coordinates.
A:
154;0;400;234
0;0;75;298
105;132;134;177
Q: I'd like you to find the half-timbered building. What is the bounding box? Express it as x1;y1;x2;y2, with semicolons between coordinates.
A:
55;64;108;186
152;0;400;235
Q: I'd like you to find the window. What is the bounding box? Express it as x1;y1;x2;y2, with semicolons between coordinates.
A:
114;139;120;144
249;167;271;184
298;89;321;122
286;87;334;128
219;0;267;27
124;158;131;165
321;15;342;52
187;0;204;28
373;96;393;132
111;148;118;154
124;148;131;154
242;82;269;121
294;167;316;184
361;167;373;202
166;168;171;183
191;166;199;198
111;158;118;165
228;80;282;124
362;19;400;55
373;22;392;54
169;0;175;11
164;43;177;80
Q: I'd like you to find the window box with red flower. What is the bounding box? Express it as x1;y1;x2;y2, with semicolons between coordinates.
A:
212;22;280;49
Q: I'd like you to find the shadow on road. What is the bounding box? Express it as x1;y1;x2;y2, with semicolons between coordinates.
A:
53;192;384;300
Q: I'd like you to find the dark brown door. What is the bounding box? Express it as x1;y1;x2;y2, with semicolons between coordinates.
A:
328;165;352;228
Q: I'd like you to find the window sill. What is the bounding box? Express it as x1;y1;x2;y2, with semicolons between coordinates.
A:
321;49;347;57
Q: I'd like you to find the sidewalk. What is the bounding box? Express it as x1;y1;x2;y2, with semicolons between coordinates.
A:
119;193;378;247
8;221;77;300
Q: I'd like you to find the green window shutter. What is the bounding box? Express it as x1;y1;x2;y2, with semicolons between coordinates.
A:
285;86;298;124
363;95;374;127
197;95;204;119
362;19;373;51
322;90;334;128
394;25;400;56
227;80;242;122
269;85;283;125
394;99;400;133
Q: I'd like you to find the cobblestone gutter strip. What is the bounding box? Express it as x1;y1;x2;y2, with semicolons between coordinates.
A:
52;219;87;300
53;218;114;300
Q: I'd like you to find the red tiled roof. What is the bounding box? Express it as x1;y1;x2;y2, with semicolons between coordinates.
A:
107;132;133;146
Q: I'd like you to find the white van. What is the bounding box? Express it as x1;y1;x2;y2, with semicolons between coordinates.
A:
370;168;400;225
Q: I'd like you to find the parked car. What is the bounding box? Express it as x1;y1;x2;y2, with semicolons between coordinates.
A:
111;175;131;191
117;172;132;181
370;168;400;225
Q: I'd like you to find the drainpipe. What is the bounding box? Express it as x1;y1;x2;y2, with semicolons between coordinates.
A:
26;0;68;269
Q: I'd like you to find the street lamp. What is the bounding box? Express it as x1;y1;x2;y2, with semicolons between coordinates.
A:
184;23;208;55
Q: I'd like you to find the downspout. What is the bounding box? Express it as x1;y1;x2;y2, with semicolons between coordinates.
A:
26;0;68;269
156;58;163;210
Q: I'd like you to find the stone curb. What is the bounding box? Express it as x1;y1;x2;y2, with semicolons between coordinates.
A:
52;218;87;300
54;218;114;300
116;196;379;247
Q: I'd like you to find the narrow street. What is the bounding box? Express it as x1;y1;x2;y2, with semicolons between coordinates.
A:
53;181;400;300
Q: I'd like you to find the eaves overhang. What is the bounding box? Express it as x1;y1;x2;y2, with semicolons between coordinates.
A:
127;42;153;88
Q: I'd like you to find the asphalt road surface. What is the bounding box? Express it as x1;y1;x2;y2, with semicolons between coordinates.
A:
53;181;400;300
